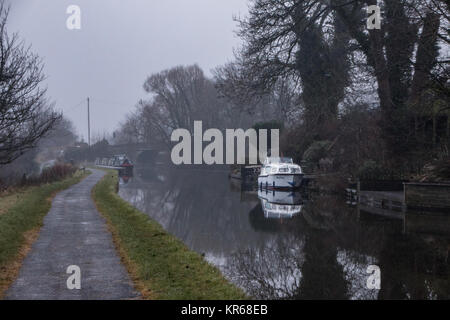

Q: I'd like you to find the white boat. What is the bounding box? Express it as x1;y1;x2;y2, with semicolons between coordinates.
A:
258;157;303;189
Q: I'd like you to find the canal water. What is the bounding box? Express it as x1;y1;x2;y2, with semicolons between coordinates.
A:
118;165;450;300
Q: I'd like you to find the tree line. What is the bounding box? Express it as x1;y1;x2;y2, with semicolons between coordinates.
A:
4;0;443;180
117;0;449;178
221;0;449;177
115;64;291;148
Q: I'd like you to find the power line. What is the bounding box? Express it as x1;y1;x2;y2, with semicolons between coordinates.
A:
64;99;85;113
90;97;134;108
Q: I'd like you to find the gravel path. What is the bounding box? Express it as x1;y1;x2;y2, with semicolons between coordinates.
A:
6;169;139;300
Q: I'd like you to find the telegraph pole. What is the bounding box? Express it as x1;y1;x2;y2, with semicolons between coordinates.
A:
87;97;91;147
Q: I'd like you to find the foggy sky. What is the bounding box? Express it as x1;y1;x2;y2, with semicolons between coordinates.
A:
6;0;248;142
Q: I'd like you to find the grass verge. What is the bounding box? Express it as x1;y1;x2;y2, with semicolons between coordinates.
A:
0;169;90;298
92;170;246;300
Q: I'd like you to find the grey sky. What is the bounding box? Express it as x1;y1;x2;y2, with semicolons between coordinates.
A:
7;0;248;141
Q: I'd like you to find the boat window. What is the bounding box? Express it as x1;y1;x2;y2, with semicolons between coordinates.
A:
267;157;293;164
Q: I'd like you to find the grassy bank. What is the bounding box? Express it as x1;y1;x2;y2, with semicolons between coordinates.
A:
92;170;246;299
0;169;90;298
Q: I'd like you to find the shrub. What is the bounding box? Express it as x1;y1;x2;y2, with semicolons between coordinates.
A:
357;160;384;180
415;158;450;182
22;163;77;186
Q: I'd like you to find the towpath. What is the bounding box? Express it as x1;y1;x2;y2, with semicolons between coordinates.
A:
6;169;139;300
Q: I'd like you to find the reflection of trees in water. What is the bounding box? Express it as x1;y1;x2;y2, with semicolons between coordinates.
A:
226;230;375;299
162;169;268;255
227;193;449;299
226;195;355;300
120;170;450;299
337;250;378;300
377;234;450;299
120;167;273;256
296;231;349;299
226;230;373;299
354;211;450;299
225;234;304;299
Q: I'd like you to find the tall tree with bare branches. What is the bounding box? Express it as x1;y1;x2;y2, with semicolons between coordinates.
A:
231;0;448;165
0;2;60;165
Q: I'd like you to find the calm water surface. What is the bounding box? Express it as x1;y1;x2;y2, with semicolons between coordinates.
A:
118;165;450;299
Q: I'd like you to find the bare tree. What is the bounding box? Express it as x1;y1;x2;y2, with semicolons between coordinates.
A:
230;0;448;165
0;2;60;165
143;65;219;131
214;62;300;126
132;65;236;148
120;64;309;149
217;0;353;137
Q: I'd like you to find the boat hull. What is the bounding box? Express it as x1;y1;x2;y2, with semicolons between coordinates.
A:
258;174;303;189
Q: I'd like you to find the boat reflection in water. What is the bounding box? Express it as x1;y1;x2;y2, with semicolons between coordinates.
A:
118;167;134;185
258;189;303;219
